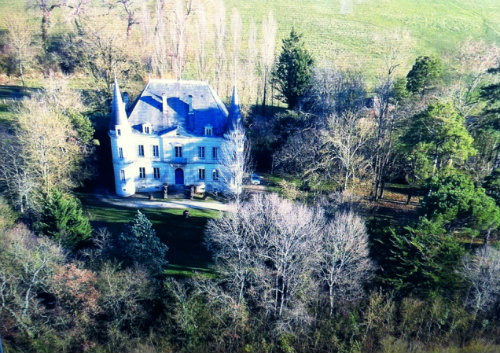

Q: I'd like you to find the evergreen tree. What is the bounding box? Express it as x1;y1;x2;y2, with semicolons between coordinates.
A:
420;171;500;239
406;56;442;95
35;188;92;248
478;66;500;171
399;102;476;182
118;211;168;274
272;29;314;109
376;218;465;297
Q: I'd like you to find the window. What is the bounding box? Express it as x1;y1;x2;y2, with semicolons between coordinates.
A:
118;147;123;159
198;146;205;159
198;168;205;180
175;146;183;158
120;170;125;182
139;167;146;178
212;169;219;181
153;145;159;157
154;167;160;179
142;123;151;134
117;128;121;136
138;145;144;157
204;126;213;136
212;147;218;160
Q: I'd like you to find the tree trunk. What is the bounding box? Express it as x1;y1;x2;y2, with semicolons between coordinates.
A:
42;10;51;49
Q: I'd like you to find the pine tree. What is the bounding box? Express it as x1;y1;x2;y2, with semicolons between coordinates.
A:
35;188;92;248
271;29;314;109
118;211;168;274
406;56;442;95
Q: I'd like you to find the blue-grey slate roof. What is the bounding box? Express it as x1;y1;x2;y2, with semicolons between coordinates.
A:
127;79;230;136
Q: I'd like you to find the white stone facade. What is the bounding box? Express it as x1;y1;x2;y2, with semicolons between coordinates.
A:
109;79;240;197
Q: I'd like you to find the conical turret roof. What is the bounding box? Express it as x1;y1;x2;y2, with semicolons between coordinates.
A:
228;85;242;130
109;79;129;130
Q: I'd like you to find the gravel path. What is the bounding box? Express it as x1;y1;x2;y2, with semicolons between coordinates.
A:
97;195;233;212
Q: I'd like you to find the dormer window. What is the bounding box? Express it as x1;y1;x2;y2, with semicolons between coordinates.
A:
204;125;213;136
142;123;152;134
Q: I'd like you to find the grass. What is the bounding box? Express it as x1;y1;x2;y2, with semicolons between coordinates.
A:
0;0;498;83
225;0;500;80
78;193;220;275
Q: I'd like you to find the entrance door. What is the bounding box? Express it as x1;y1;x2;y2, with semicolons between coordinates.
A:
175;168;184;185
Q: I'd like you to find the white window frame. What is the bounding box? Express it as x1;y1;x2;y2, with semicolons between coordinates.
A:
198;146;205;159
120;169;125;182
138;145;144;157
139;167;146;179
212;169;219;181
153;167;160;179
212;147;218;160
153;145;159;157
198;168;205;180
118;147;123;159
175;146;183;158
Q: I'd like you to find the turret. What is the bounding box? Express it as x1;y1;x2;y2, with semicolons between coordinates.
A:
227;85;242;130
109;78;130;135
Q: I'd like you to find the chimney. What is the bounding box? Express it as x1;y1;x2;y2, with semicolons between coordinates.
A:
123;92;130;111
162;93;167;115
188;95;194;115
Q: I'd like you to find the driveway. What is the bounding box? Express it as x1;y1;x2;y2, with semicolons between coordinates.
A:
97;195;233;212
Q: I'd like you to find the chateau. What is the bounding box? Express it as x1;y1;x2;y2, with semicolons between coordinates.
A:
109;79;241;197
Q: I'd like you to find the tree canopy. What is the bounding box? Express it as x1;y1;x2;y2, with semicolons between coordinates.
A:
406;55;443;95
272;29;314;109
35;188;92;248
118;211;168;274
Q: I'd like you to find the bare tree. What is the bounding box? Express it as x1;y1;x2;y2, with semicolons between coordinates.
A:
244;18;258;104
150;0;169;77
104;0;141;38
219;123;251;206
461;245;500;318
205;208;254;304
213;0;226;93
260;11;277;113
194;1;208;80
205;193;324;330
0;224;65;337
5;17;38;86
26;0;67;46
316;211;374;315
230;7;242;84
320;111;373;190
0;82;92;214
78;12;131;89
169;0;193;79
0;133;36;214
452;39;500;117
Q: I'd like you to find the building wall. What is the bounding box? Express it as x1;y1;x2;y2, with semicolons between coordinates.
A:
110;130;226;196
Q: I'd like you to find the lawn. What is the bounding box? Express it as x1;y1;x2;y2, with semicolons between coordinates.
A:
78;193;221;275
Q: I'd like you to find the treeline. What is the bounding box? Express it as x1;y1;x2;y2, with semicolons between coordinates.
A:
1;0;283;107
1;1;500;353
2;190;500;353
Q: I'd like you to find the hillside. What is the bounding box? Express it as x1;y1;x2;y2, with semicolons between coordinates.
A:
0;0;499;81
227;0;500;78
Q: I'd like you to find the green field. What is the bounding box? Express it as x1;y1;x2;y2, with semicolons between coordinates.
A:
78;193;220;275
0;0;499;81
228;0;500;79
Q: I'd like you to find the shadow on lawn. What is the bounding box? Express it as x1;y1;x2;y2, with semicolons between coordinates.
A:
80;193;217;271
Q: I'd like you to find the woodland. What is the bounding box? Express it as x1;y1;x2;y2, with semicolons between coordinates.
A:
0;1;500;352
